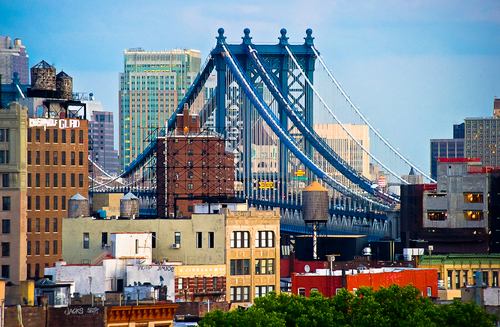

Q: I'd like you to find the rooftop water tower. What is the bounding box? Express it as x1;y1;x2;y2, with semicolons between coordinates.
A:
302;181;329;260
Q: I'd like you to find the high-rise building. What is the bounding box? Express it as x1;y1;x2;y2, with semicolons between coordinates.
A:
429;123;465;181
119;48;202;170
0;102;28;285
0;36;29;85
465;99;500;167
82;97;119;177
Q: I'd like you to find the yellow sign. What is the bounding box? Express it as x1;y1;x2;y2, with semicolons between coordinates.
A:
259;181;274;189
295;169;305;177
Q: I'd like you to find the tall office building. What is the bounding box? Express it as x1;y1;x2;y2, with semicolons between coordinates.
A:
89;111;119;176
430;123;465;181
465;99;500;166
0;36;29;85
119;48;202;170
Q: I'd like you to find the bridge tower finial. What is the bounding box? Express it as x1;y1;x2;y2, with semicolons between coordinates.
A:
279;28;289;45
304;28;314;46
217;28;226;45
242;28;252;45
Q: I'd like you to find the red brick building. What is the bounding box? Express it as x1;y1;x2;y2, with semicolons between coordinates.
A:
157;108;234;218
26;116;88;278
291;267;438;298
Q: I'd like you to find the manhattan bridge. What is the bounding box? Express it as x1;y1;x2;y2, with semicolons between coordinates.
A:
90;28;435;242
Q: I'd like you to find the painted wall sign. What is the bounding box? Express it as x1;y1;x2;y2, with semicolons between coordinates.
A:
29;118;81;130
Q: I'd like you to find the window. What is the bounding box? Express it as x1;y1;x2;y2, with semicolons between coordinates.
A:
53;240;58;255
230;286;249;302
455;270;461;289
35;218;40;232
483;271;489;286
45;196;49;210
256;231;275;248
71;173;75;187
493;271;498;287
27;173;31;187
1;265;9;278
36;173;40;187
35;196;40;210
187;149;193;156
255;285;274;298
203;277;207;291
178;278;183;290
174;232;181;245
45;129;50;143
45;241;49;255
187;161;193;167
79;174;83;187
213;277;218;291
255;259;274;275
61;130;66;143
427;211;447;221
447;270;452;289
464;193;483;203
464;211;484;221
2;220;10;233
1;242;9;257
71;130;75;143
135;239;139;254
188;172;194;179
230;259;250;275
2;174;8;187
27;151;31;165
2;197;10;210
102;232;108;246
27;241;31;255
35;129;40;142
188;205;193;213
61;152;66;165
27;196;31;210
35;264;39;278
209;232;214;248
53;152;58;165
45;218;49;232
35;241;40;255
298;288;306;296
45;173;50;187
53;218;58;233
196;232;202;248
0;129;5;142
152;232;156;248
62;196;66;210
231;231;249;248
53;173;58;187
61;173;66;187
45;150;50;164
79;152;83;165
27;218;31;232
53;129;58;143
83;233;89;249
188;183;194;190
79;130;84;144
71;152;75;165
27;129;31;142
36;151;40;165
26;264;30;279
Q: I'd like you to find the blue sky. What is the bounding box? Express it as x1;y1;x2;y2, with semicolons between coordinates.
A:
2;0;499;173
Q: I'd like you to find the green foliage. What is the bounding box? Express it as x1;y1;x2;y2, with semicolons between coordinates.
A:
199;285;499;327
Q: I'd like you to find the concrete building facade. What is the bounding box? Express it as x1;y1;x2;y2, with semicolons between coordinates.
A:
225;208;281;309
119;48;202;170
0;102;28;284
62;213;226;265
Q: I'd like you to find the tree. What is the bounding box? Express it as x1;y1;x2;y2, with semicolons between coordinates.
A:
199;285;498;327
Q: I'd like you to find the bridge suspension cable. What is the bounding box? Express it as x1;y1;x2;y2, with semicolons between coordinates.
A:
221;43;390;209
311;46;436;183
285;46;409;186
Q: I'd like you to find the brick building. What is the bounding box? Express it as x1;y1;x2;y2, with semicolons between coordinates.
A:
157;108;234;218
26;115;88;278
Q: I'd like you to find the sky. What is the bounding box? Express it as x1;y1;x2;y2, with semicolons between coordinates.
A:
1;0;500;174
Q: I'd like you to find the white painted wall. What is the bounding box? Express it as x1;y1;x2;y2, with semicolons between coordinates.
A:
126;264;175;301
111;233;152;264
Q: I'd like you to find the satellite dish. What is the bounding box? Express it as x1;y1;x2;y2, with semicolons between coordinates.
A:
304;265;310;273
